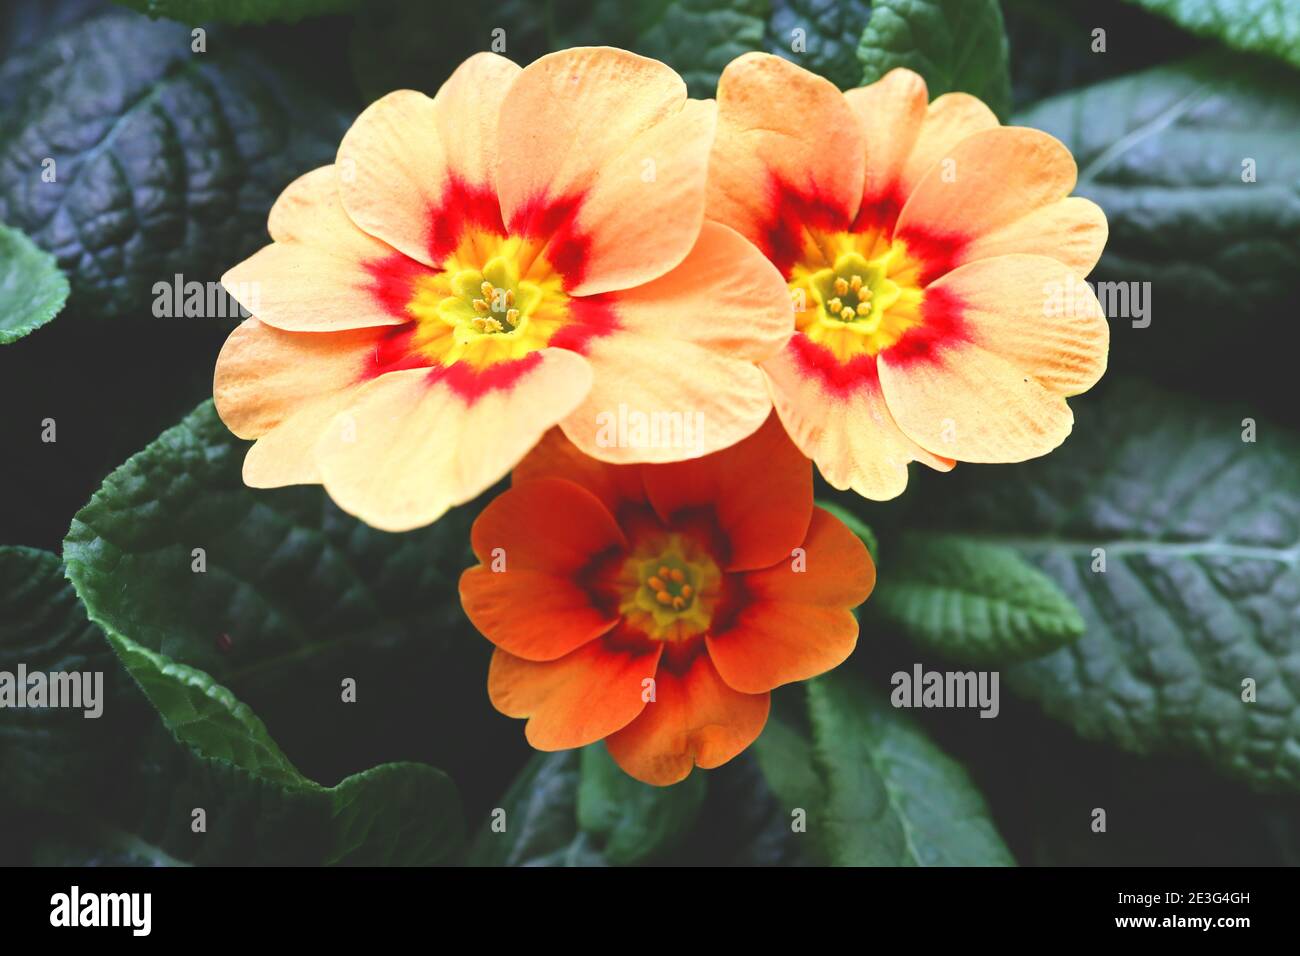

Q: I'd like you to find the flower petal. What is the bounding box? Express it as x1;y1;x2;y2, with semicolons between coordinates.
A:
899;92;999;199
336;54;519;267
707;507;874;693
845;68;927;228
496;48;713;295
642;412;812;572
894;127;1081;273
512;427;647;517
556;222;791;463
960;196;1109;276
489;638;662;751
222;168;428;333
213;317;381;438
314;350;593;531
243;389;359;488
460;477;625;661
879;254;1106;462
708;52;865;272
762;339;953;501
604;650;769;786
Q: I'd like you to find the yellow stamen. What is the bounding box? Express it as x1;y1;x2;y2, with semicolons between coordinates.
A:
505;289;515;307
669;568;685;583
840;306;855;321
680;585;693;599
480;281;494;299
849;274;863;292
655;590;673;606
472;299;489;313
856;301;871;316
672;596;685;611
827;296;842;313
658;566;670;579
505;308;520;327
647;576;665;591
834;277;849;297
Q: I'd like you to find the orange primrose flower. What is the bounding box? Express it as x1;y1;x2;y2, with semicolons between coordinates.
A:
214;48;792;532
707;54;1110;500
459;414;875;786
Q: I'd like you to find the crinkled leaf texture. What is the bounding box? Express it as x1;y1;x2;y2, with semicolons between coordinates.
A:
857;0;1012;119
0;222;68;344
62;401;469;864
0;8;347;320
914;381;1300;792
869;532;1085;664
1126;0;1300;69
755;673;1015;865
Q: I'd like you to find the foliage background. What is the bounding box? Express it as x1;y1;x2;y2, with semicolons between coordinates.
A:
1;0;1297;865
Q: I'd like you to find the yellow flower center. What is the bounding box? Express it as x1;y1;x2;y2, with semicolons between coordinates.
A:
405;233;570;370
790;231;925;362
617;534;721;643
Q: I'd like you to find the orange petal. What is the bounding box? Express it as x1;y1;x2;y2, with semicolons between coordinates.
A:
604;650;769;786
845;68;927;227
243;389;360;488
489;639;662;751
878;254;1107;462
899;92;999;200
961;196;1109;276
496;48;712;295
314;350;593;531
556;222;790;464
222;167;427;332
642;412;812;572
460;477;626;660
512;427;647;517
213;317;381;439
708;508;874;693
895;127;1080;271
708;53;865;270
763;338;953;501
337;54;520;267
925;253;1109;395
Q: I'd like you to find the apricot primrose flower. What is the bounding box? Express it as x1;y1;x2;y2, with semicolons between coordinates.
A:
213;48;792;532
707;54;1110;501
459;414;876;786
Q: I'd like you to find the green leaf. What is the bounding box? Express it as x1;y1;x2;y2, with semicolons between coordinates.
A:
911;380;1300;791
468;752;608;866
0;222;68;344
0;546;145;809
764;0;875;90
1013;55;1300;377
759;674;1015;865
869;532;1085;664
857;0;1012;119
114;0;360;25
633;0;770;97
63;400;472;863
0;9;347;320
817;498;878;562
808;675;1015;865
1122;0;1300;70
576;745;707;865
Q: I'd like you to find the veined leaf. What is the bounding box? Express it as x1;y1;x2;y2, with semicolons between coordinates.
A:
0;223;67;344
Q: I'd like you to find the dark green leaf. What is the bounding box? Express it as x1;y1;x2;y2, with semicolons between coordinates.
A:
911;380;1300;791
468;752;607;866
0;9;347;320
805;672;1015;865
0;222;68;344
868;532;1084;664
1014;55;1300;384
857;0;1012;119
576;744;706;865
1123;0;1300;69
764;0;874;90
63;400;472;863
114;0;359;25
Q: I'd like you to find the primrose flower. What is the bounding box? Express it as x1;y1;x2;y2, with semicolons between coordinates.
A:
459;415;875;786
707;54;1110;500
214;48;791;531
